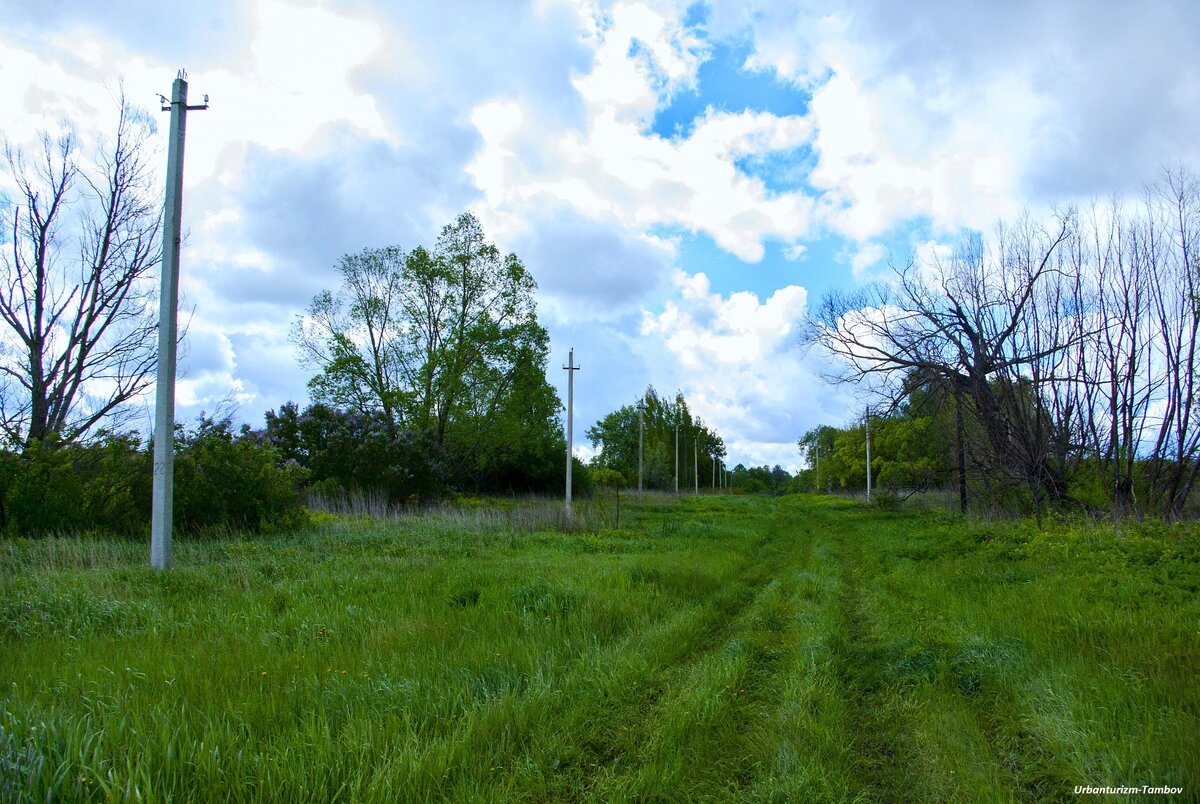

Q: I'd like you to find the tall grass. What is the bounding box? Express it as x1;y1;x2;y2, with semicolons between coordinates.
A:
303;488;639;535
1;494;1196;800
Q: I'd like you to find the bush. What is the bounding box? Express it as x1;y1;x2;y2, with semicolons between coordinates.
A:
0;419;305;539
870;489;903;511
172;417;306;535
590;467;626;491
1;434;151;537
265;403;447;503
2;438;86;535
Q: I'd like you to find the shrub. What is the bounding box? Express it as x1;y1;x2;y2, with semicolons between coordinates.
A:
2;438;86;535
1;434;151;537
172;417;306;534
0;419;305;539
870;489;902;511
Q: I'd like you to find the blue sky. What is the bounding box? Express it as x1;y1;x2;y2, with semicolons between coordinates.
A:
2;0;1198;470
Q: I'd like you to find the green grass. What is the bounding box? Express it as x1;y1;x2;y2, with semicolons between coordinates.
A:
1;494;1197;801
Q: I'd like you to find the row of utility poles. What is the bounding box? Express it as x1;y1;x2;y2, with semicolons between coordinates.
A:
562;366;732;517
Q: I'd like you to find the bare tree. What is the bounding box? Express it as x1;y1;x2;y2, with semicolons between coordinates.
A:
1142;168;1200;519
0;100;162;450
1074;198;1160;513
803;214;1077;510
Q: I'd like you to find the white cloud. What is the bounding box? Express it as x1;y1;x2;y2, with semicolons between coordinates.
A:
850;241;886;278
782;243;807;261
638;270;854;471
466;2;818;267
707;0;1200;241
571;0;708;126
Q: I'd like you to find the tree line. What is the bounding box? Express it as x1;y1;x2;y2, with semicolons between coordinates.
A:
804;168;1200;520
2;99;1195;533
585;387;726;491
584;391;795;495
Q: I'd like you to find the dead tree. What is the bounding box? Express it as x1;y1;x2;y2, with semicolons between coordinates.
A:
0;99;162;449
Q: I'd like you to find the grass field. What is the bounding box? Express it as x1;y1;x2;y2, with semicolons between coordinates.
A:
2;494;1197;801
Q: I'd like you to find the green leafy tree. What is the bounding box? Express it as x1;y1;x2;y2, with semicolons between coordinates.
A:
292;213;563;491
795;425;840;492
587;387;726;492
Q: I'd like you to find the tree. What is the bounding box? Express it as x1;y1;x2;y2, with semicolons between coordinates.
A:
591;466;626;528
805;173;1200;521
0;99;162;450
803;215;1079;512
292;213;562;490
587;387;726;492
1141;169;1200;519
292;246;407;423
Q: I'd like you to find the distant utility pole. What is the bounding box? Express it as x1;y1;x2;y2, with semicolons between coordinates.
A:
638;399;644;498
694;438;699;495
815;441;821;494
674;415;679;495
711;454;715;491
865;406;872;503
151;70;207;571
563;348;580;517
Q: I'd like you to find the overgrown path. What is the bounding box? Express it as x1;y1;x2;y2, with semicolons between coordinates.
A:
1;495;1197;800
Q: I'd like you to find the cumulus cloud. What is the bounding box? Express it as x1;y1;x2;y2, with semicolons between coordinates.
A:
465;1;818;269
638;271;854;470
5;0;1197;461
705;0;1200;240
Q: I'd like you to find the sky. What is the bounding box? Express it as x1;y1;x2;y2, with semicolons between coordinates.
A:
1;0;1198;472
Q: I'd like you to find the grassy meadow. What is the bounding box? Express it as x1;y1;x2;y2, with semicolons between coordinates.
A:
1;494;1197;801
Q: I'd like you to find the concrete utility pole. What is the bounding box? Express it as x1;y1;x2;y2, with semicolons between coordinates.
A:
563;348;580;517
865;406;872;503
815;441;821;494
674;414;679;495
712;454;715;491
637;399;644;498
694;438;699;495
151;70;207;571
